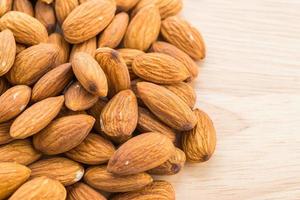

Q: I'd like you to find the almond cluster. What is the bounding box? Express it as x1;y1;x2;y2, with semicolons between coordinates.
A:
0;0;217;199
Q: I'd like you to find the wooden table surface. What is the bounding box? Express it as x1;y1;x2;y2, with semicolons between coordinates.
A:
166;0;300;199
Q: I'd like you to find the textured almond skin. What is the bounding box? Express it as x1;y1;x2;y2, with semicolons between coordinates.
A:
116;0;139;11
0;121;14;145
10;96;65;139
98;12;129;49
108;132;175;175
137;82;197;131
132;53;190;84
0;29;16;76
70;37;96;61
0;139;41;165
15;43;26;54
0;162;31;200
72;52;108;97
87;99;107;134
95;48;131;96
0;85;31;123
161;16;206;60
62;0;116;44
48;33;70;67
0;0;12;17
13;0;34;16
0;78;9;95
100;90;138;143
182;109;217;162
0;11;48;45
66;133;115;165
32;63;73;102
55;0;78;25
111;180;175;200
67;182;107;200
9;176;66;200
6;43;60;85
29;157;84;186
35;0;56;33
84;166;153;193
33;114;95;155
151;41;199;79
65;82;99;111
124;4;161;51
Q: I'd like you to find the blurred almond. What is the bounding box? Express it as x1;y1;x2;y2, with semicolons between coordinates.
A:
0;29;16;76
55;0;78;25
67;182;107;200
116;0;139;11
16;43;26;54
35;0;56;33
70;37;96;61
48;32;70;67
0;0;12;17
41;0;54;3
13;0;34;16
0;121;14;145
87;99;107;134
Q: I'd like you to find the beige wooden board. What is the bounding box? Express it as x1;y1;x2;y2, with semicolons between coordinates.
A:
165;0;300;199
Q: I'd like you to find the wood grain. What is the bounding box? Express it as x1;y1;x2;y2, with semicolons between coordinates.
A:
167;0;300;199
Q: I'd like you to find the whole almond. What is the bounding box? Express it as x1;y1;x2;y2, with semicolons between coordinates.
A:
32;63;73;102
137;82;197;131
0;0;12;17
0;11;48;45
65;82;99;111
87;99;107;134
33;114;95;155
62;0;116;44
13;0;34;16
0;139;41;165
0;162;31;200
107;132;174;175
0;121;14;145
6;43;60;85
55;0;78;25
98;12;129;49
10;96;65;139
132;53;190;84
116;0;139;11
124;4;161;51
0;85;31;123
70;37;96;61
182;109;217;162
67;182;107;200
161;16;206;60
9;176;66;200
66;133;116;165
84;165;153;193
100;90;138;143
29;157;84;186
48;32;70;67
0;78;9;95
0;29;16;76
35;0;56;33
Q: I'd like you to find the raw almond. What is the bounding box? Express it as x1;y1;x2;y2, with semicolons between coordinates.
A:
116;0;139;11
29;157;84;186
87;99;107;134
67;182;107;200
84;165;153;193
70;37;97;61
107;132;174;175
55;0;78;25
48;32;70;67
13;0;34;16
33;114;95;155
10;96;65;139
0;121;14;145
0;0;13;17
35;0;56;33
15;43;26;54
0;29;16;76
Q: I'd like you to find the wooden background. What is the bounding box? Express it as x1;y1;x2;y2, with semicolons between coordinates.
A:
166;0;300;199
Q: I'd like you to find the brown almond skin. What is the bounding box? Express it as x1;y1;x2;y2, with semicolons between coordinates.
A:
0;121;14;145
107;132;175;175
62;0;116;44
111;180;175;200
9;176;67;200
124;4;161;51
13;0;34;16
0;85;31;123
65;82;99;111
0;0;13;17
55;0;78;25
10;96;65;139
137;82;197;131
32;63;73;102
35;0;56;34
67;182;107;200
0;139;41;165
66;133;115;165
132;53;190;84
33;114;95;155
0;78;9;95
48;32;70;67
182;109;217;162
0;162;31;200
70;37;96;61
0;29;16;76
87;99;107;134
84;166;153;193
100;90;138;143
0;11;48;45
29;157;84;186
98;12;129;49
161;16;206;60
116;0;139;11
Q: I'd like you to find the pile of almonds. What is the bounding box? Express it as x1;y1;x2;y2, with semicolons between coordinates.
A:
0;0;217;199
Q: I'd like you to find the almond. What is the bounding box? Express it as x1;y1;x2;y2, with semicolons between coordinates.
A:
66;133;116;165
124;4;161;51
67;182;107;200
10;96;65;139
15;43;26;54
9;176;66;200
35;0;56;33
0;0;13;17
0;121;14;145
0;29;16;76
0;162;31;200
0;85;31;123
116;0;139;11
33;114;95;155
55;0;79;25
29;157;84;186
70;37;96;61
182;109;217;162
0;139;41;165
62;0;116;44
0;78;9;95
13;0;34;16
0;11;48;45
84;165;153;193
107;132;174;175
48;32;70;67
137;82;197;131
87;99;107;134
